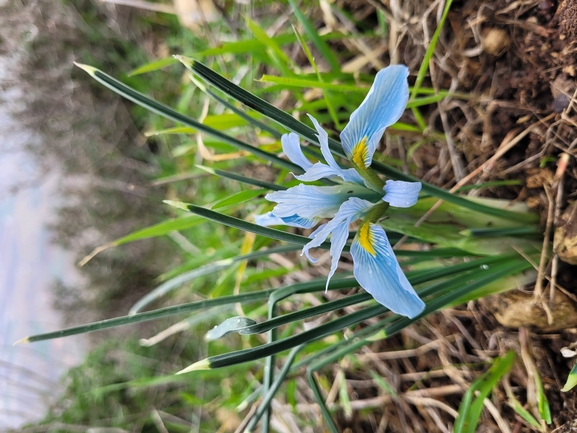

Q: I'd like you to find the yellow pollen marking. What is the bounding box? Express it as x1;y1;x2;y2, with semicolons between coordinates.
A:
351;137;369;168
358;223;376;256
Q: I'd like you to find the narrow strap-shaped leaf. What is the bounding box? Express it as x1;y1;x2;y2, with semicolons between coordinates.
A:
454;351;516;433
180;257;531;372
286;0;341;73
205;89;282;138
16;290;274;344
130;259;235;315
129;244;300;315
460;227;541;238
246;344;305;432
196;165;287;191
178;304;387;372
182;59;538;224
207;292;371;340
79;215;203;265
180;58;321;144
74;63;300;172
18;274;353;344
165;201;336;250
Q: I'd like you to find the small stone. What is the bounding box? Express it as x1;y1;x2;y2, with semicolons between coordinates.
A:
483;28;511;56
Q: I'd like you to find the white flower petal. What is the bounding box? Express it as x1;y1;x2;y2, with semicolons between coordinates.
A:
281;132;313;171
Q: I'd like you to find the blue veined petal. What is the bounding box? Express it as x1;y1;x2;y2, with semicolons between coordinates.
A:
383;180;422;208
301;197;374;288
350;223;425;318
340;65;410;169
254;212;319;229
254;212;285;226
266;184;376;220
282;132;313;171
266;184;353;219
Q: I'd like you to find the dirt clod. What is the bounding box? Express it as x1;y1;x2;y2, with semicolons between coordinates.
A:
483;28;510;56
480;290;577;331
555;201;577;265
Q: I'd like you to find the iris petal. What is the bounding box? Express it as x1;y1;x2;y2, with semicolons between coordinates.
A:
351;223;425;318
383;180;422;208
266;184;357;219
294;162;341;182
340;65;410;168
301;197;374;289
281;132;313;171
254;212;318;229
294;116;365;185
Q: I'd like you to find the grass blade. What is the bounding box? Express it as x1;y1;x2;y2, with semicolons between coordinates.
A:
562;360;577;392
177;304;387;373
207;292;371;339
79;215;203;265
454;351;516;433
165;201;333;249
16;291;274;344
286;0;341;73
196;165;287;191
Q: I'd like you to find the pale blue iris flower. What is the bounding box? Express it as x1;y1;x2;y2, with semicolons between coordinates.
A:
255;65;425;318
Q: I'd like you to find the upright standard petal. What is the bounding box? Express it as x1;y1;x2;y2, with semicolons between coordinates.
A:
340;66;410;169
350;223;425;318
294;115;365;185
281;132;313;171
301;197;374;288
383;180;422;208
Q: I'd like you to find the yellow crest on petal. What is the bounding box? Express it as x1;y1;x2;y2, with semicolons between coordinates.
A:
351;136;369;169
358;223;376;256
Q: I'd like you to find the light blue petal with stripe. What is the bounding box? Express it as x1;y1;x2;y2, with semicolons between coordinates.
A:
266;185;352;219
383;180;422;208
351;223;425;318
301;198;374;288
281;132;313;171
340;65;410;168
254;212;318;229
266;184;377;220
254;212;285;227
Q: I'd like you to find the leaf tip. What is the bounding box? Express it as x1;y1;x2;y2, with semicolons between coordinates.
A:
195;164;215;175
163;200;191;211
74;62;98;75
173;55;194;66
176;359;210;374
562;375;577;392
14;337;30;345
